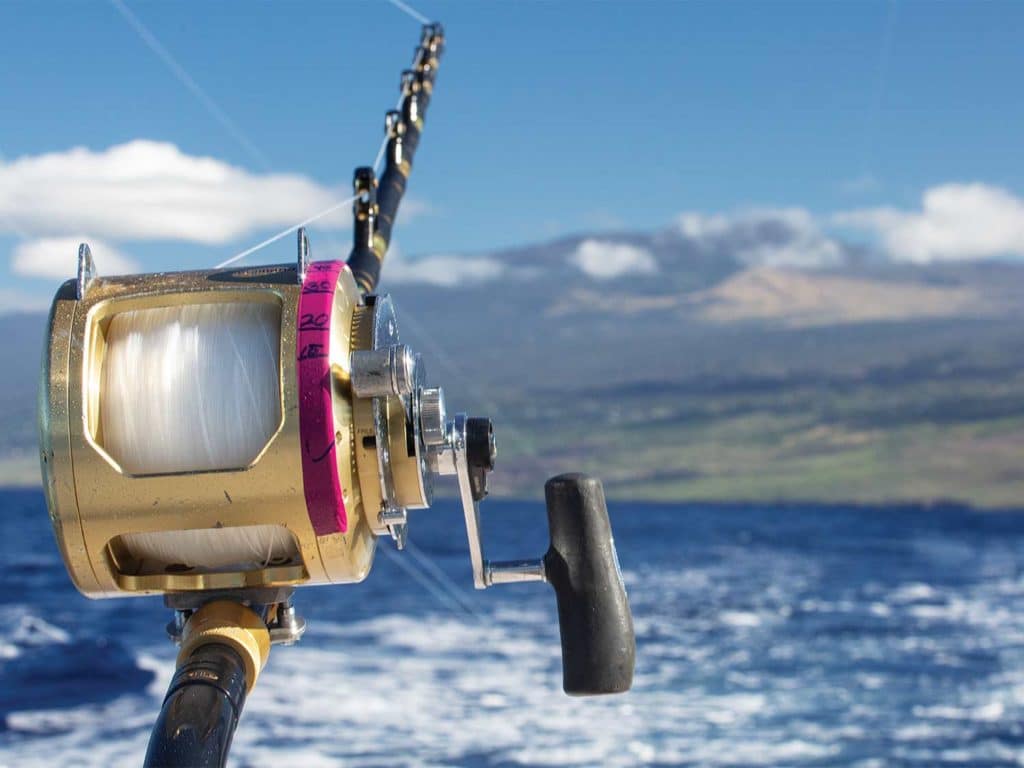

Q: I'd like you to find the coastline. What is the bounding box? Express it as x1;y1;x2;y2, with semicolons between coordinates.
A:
4;475;1020;515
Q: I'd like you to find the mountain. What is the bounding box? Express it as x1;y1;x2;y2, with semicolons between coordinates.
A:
5;228;1024;507
388;230;1024;507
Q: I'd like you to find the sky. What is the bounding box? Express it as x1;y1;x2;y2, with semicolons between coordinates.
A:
1;0;1022;309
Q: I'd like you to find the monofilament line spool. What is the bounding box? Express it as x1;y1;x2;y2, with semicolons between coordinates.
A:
102;301;297;571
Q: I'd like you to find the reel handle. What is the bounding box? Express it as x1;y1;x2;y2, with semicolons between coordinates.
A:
440;417;635;694
543;474;636;696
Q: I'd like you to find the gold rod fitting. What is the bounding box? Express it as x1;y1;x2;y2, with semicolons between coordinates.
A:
177;601;271;692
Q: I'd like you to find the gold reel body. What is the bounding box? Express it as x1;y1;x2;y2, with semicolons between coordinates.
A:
39;262;417;598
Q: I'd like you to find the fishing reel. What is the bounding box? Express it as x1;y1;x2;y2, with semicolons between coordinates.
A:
39;238;635;696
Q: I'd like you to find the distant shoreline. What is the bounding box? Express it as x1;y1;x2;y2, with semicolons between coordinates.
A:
4;482;1020;515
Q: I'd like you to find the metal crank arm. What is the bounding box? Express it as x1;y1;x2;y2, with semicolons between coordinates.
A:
434;413;636;695
439;413;546;589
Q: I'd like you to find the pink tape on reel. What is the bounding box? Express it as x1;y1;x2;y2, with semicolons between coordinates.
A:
296;260;348;535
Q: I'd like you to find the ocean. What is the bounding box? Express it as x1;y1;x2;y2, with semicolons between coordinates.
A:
3;489;1024;767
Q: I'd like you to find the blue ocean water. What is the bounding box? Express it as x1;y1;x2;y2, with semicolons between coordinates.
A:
3;489;1024;767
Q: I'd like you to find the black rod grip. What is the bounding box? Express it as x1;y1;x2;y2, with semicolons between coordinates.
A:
143;643;248;768
543;473;635;695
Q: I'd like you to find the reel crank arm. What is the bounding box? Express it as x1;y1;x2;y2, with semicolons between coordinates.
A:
436;416;637;695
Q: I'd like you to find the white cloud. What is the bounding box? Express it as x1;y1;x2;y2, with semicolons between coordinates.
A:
12;237;139;279
569;239;658;280
836;183;1024;263
380;240;504;287
0;140;350;244
386;253;505;287
676;207;843;268
394;198;433;225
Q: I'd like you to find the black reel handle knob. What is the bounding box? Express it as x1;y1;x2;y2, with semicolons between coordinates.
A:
543;473;636;696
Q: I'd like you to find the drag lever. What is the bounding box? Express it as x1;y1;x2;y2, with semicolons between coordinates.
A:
437;415;636;695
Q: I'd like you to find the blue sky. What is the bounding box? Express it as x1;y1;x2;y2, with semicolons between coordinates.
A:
1;0;1022;307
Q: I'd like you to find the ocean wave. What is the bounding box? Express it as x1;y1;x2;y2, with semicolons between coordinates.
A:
6;498;1024;765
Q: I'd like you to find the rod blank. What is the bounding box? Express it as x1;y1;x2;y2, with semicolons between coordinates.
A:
348;23;445;293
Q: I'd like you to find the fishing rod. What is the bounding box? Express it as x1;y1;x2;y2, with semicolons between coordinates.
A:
38;22;634;768
348;22;442;294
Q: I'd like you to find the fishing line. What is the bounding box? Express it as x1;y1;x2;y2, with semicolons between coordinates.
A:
384;0;431;25
405;540;485;619
102;301;300;570
101;302;282;475
218;3;430;264
373;132;390;173
109;0;272;171
378;545;472;617
113;0;431;267
215;194;358;269
122;525;297;572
